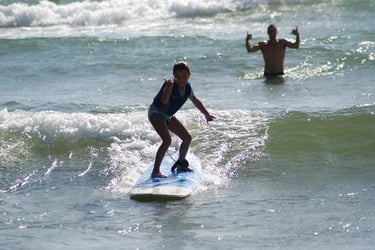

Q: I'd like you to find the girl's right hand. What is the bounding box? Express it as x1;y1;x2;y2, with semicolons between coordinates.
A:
164;78;174;88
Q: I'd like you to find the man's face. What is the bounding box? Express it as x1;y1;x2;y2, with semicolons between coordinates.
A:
268;25;277;38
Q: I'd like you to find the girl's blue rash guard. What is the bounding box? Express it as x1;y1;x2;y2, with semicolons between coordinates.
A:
152;82;192;117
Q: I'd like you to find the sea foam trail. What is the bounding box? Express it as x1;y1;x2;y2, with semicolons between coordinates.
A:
106;109;270;193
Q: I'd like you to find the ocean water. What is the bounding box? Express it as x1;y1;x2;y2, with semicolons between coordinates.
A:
0;0;374;249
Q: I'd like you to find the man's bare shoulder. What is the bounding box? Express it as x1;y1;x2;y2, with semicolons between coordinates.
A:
258;41;266;48
278;38;289;44
279;38;298;48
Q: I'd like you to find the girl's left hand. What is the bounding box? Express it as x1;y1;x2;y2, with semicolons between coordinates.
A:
205;113;216;123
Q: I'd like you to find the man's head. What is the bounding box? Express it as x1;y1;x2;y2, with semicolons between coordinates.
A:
267;24;278;39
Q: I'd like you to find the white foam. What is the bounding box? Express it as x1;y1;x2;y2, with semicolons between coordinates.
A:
0;0;233;28
169;0;237;17
193;109;269;189
0;108;269;193
104;109;269;193
0;108;148;142
0;0;257;38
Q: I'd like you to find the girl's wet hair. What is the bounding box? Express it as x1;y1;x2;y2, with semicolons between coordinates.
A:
173;61;190;75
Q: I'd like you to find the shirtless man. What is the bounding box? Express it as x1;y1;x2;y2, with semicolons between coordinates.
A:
246;24;300;77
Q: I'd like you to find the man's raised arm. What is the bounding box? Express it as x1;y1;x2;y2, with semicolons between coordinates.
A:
246;32;261;52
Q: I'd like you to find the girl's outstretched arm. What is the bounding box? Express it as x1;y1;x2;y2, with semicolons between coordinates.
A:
190;94;215;123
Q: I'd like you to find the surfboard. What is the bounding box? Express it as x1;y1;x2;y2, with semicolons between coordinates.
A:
129;156;201;201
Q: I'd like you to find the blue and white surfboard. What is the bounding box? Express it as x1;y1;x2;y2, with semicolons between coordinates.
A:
130;156;201;201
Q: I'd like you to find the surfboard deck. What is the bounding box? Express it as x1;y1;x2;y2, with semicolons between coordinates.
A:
130;156;201;201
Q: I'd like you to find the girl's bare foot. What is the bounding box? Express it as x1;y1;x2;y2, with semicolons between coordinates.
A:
151;172;167;178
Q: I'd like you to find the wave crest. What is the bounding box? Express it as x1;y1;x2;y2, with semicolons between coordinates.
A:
0;0;242;28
